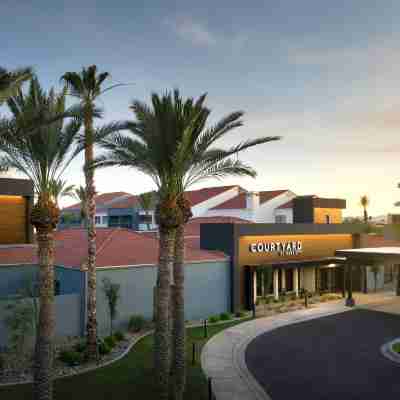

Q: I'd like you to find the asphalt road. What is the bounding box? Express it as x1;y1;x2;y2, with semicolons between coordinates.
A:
246;309;400;400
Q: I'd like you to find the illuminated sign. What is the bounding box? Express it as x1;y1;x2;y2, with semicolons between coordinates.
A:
249;241;302;256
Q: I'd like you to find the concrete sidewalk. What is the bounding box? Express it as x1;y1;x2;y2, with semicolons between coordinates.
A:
201;292;397;400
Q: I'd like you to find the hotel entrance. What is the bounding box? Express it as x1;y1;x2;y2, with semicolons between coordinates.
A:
200;223;364;313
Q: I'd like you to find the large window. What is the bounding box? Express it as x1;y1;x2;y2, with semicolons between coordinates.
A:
95;216;101;225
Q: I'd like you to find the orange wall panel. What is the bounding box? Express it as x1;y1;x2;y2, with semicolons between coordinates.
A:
0;196;27;244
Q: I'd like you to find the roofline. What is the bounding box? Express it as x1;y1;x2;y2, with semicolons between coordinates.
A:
95;258;230;270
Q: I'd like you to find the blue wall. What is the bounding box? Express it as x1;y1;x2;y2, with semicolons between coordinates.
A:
96;260;231;337
0;264;84;298
0;264;38;298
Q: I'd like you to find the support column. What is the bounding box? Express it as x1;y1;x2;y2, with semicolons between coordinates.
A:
273;269;279;300
363;265;368;294
397;265;400;296
342;265;346;298
253;270;257;305
346;264;355;307
294;268;299;297
281;269;286;292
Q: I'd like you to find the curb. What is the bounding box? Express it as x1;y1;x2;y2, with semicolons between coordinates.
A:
202;303;352;400
381;338;400;365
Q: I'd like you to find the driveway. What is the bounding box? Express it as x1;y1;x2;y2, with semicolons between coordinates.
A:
246;308;400;400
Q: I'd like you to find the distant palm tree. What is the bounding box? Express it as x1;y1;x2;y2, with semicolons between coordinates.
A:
61;65;123;359
138;192;155;230
94;89;281;400
0;78;81;400
49;179;75;207
0;66;32;105
360;195;369;223
73;185;89;226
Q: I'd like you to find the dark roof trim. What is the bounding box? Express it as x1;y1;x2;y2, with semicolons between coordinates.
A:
235;223;363;236
0;178;34;197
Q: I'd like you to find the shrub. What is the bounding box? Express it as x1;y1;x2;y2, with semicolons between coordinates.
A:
208;315;219;323
114;331;125;341
219;312;232;321
235;310;246;318
392;342;400;354
104;335;117;348
74;341;86;353
280;292;287;303
128;315;146;333
98;341;111;355
59;350;84;366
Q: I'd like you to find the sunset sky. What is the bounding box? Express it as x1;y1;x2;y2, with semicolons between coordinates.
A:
2;0;400;216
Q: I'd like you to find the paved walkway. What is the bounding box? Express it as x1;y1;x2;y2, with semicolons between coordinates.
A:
201;292;397;400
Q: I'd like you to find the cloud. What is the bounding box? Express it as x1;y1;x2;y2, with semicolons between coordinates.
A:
165;16;217;47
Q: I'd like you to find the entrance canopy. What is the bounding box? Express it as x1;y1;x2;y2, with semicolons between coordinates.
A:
336;247;400;264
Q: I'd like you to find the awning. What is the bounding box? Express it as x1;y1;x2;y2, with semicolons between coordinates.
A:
247;257;346;270
335;247;400;264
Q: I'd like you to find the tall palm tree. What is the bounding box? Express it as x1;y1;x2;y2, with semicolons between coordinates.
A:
0;78;81;400
360;195;369;223
61;65;123;359
94;90;280;399
167;91;280;400
138;191;155;230
49;178;75;207
0;66;32;105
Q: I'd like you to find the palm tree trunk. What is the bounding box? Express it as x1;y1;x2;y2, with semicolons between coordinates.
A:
155;227;174;400
172;223;186;400
33;230;55;400
84;111;98;360
363;208;368;224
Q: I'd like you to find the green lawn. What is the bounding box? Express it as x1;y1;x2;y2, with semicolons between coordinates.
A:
0;318;250;400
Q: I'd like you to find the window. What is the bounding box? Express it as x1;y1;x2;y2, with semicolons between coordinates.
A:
54;279;61;296
325;215;331;224
95;216;101;225
102;216;108;225
275;215;287;224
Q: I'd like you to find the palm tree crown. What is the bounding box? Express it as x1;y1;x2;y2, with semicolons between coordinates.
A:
0;66;32;105
0;78;81;197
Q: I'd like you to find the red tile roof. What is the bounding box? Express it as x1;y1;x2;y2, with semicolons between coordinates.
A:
108;195;139;209
184;186;239;207
277;200;293;209
211;190;288;210
0;228;227;268
64;192;132;210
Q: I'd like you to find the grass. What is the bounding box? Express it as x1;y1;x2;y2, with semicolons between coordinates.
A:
0;318;250;400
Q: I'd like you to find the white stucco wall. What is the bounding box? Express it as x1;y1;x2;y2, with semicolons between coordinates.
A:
253;191;297;223
273;208;293;224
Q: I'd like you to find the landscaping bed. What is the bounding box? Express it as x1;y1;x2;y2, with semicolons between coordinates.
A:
0;318;251;400
254;292;343;317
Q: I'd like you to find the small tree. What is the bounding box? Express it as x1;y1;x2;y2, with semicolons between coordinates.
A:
102;277;120;336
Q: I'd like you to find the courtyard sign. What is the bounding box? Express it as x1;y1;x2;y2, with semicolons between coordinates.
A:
249;240;303;256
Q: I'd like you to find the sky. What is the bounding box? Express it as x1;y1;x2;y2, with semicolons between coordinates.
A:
2;0;400;216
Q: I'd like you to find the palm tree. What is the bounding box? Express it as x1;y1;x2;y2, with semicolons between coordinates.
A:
0;78;81;400
74;185;89;226
360;195;369;223
61;65;123;359
0;66;32;105
49;178;75;207
94;90;280;399
138;191;155;230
